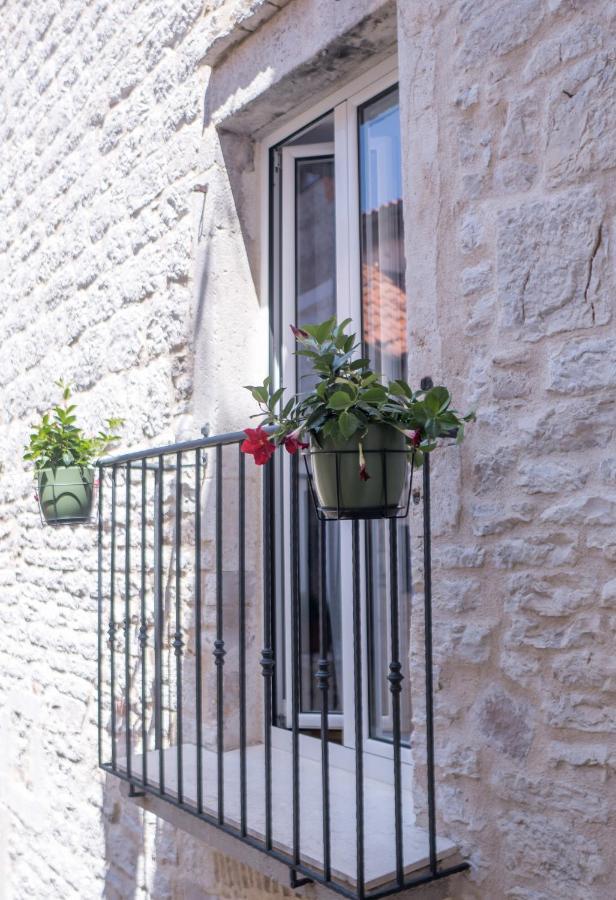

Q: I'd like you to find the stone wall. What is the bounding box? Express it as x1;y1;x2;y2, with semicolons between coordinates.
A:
0;1;266;898
398;1;616;898
0;0;614;899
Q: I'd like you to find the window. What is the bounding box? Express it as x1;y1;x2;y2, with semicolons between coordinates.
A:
263;61;411;768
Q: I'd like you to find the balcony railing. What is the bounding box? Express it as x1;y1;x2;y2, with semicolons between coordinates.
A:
97;428;468;898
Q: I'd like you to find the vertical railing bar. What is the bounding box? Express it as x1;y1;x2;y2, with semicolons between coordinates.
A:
156;454;165;795
352;520;365;898
140;459;148;788
262;462;274;850
215;443;225;824
109;465;118;771
238;446;248;836
124;463;132;782
388;518;403;886
194;449;204;815
97;466;104;767
290;454;301;868
318;519;331;881
175;451;184;805
423;453;437;874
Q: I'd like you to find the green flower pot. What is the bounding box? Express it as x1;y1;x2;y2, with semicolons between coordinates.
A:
309;424;408;519
37;465;94;524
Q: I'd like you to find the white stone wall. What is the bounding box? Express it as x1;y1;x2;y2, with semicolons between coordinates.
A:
0;0;615;899
0;1;268;898
398;1;616;898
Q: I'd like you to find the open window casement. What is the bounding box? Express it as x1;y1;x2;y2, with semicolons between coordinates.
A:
263;59;413;772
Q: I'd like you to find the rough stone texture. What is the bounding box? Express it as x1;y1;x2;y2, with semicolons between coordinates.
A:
399;1;616;898
0;1;265;898
1;0;615;899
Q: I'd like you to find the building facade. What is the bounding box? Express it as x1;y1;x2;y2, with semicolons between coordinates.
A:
0;0;615;898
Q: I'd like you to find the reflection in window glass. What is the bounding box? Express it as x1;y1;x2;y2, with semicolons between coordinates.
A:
359;87;411;745
295;156;342;714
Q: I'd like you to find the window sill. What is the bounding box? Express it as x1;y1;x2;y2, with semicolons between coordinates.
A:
117;741;458;893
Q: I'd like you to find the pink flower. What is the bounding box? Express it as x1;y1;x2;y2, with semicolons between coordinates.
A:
403;429;422;448
290;324;309;340
358;442;370;481
241;427;276;465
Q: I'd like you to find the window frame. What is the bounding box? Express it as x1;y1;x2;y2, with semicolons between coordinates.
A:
258;57;412;772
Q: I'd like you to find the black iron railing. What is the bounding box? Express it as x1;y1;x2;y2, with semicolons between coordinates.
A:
97;428;468;898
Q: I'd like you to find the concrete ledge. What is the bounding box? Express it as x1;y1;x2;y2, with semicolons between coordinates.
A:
120;781;467;900
205;0;398;136
202;0;295;69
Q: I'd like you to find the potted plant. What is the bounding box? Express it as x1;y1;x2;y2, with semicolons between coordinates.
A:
23;381;123;525
241;318;474;518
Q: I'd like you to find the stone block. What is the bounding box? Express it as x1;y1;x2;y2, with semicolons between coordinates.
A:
500;95;539;158
548;336;616;394
497;188;610;337
477;688;534;760
546;53;616;187
457;0;545;69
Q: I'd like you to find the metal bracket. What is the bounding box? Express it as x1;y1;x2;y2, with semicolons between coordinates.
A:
128;783;146;798
289;868;313;889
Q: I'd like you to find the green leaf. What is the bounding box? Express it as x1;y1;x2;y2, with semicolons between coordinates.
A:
339;410;360;440
360;386;388;403
327;391;353;411
423;386;450;415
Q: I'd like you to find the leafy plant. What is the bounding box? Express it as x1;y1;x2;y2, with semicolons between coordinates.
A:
23;380;123;471
241;318;474;475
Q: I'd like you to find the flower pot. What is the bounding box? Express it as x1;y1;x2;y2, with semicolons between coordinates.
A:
37;465;94;524
309;424;408;519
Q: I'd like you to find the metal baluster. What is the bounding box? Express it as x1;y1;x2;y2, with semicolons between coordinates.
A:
109;465;117;772
97;466;104;767
238;447;247;836
215;444;226;823
194;449;204;815
317;520;331;881
352;520;365;898
174;452;184;804
291;454;301;871
155;455;165;795
261;462;274;850
423;452;437;874
139;460;148;788
388;518;404;886
124;463;132;782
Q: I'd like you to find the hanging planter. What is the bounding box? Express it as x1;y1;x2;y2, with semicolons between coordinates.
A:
36;465;95;525
304;423;411;520
241;318;474;520
24;380;122;527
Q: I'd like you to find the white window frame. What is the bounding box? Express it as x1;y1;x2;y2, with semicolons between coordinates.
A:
258;56;412;774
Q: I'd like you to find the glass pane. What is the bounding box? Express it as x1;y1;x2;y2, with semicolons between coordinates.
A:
295;155;342;715
359;86;407;381
359;87;411;744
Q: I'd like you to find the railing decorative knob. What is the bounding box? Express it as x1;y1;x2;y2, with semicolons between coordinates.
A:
214;638;226;667
260;647;274;676
315;658;330;690
138;622;147;649
173;630;184;658
388;660;403;694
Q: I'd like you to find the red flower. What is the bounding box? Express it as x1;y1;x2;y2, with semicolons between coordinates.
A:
290;324;309;340
241;427;276;465
283;434;309;455
359;463;371;482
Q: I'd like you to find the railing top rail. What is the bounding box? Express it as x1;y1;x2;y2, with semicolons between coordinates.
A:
97;428;251;467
